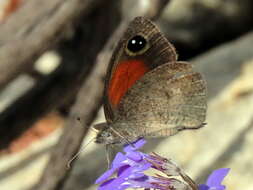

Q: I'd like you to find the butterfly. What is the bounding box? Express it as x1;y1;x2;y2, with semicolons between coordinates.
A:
95;17;207;145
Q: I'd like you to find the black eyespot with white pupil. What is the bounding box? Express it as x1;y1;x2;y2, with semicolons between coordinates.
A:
127;35;147;53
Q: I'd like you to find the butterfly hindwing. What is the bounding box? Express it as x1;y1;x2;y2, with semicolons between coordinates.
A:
114;61;207;136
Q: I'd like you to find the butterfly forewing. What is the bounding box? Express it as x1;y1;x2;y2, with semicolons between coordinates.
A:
104;17;177;122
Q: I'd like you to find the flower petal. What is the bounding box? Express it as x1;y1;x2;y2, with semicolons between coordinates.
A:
111;152;127;168
127;176;162;189
98;178;116;190
206;168;230;187
198;184;209;190
95;168;116;184
96;153;128;184
123;138;146;152
118;165;131;177
99;166;134;190
99;177;127;190
128;172;146;180
126;151;143;161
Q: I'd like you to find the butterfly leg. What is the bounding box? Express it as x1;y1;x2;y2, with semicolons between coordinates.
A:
146;123;206;138
105;144;120;168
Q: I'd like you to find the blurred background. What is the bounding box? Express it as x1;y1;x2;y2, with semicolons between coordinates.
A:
0;0;253;189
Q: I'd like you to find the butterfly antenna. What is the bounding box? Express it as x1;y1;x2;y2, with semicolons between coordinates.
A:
67;136;96;169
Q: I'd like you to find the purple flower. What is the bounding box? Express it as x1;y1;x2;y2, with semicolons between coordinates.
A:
95;138;162;190
198;168;230;190
95;138;230;190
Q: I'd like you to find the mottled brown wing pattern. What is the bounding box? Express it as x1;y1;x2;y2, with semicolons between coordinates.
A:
96;17;207;145
103;17;177;123
112;61;207;138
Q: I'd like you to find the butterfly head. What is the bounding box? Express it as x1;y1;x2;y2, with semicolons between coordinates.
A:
95;127;121;145
95;122;139;145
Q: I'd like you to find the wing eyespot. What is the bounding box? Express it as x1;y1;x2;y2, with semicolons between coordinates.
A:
125;34;150;56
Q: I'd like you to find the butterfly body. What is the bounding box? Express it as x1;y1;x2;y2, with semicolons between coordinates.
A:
95;17;207;145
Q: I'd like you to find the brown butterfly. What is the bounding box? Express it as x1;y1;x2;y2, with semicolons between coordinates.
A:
95;17;207;145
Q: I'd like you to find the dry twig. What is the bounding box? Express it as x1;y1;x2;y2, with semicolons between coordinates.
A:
31;1;172;190
0;0;101;90
0;0;108;150
30;1;123;190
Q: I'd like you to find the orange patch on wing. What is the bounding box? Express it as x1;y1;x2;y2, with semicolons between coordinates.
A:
108;60;149;107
